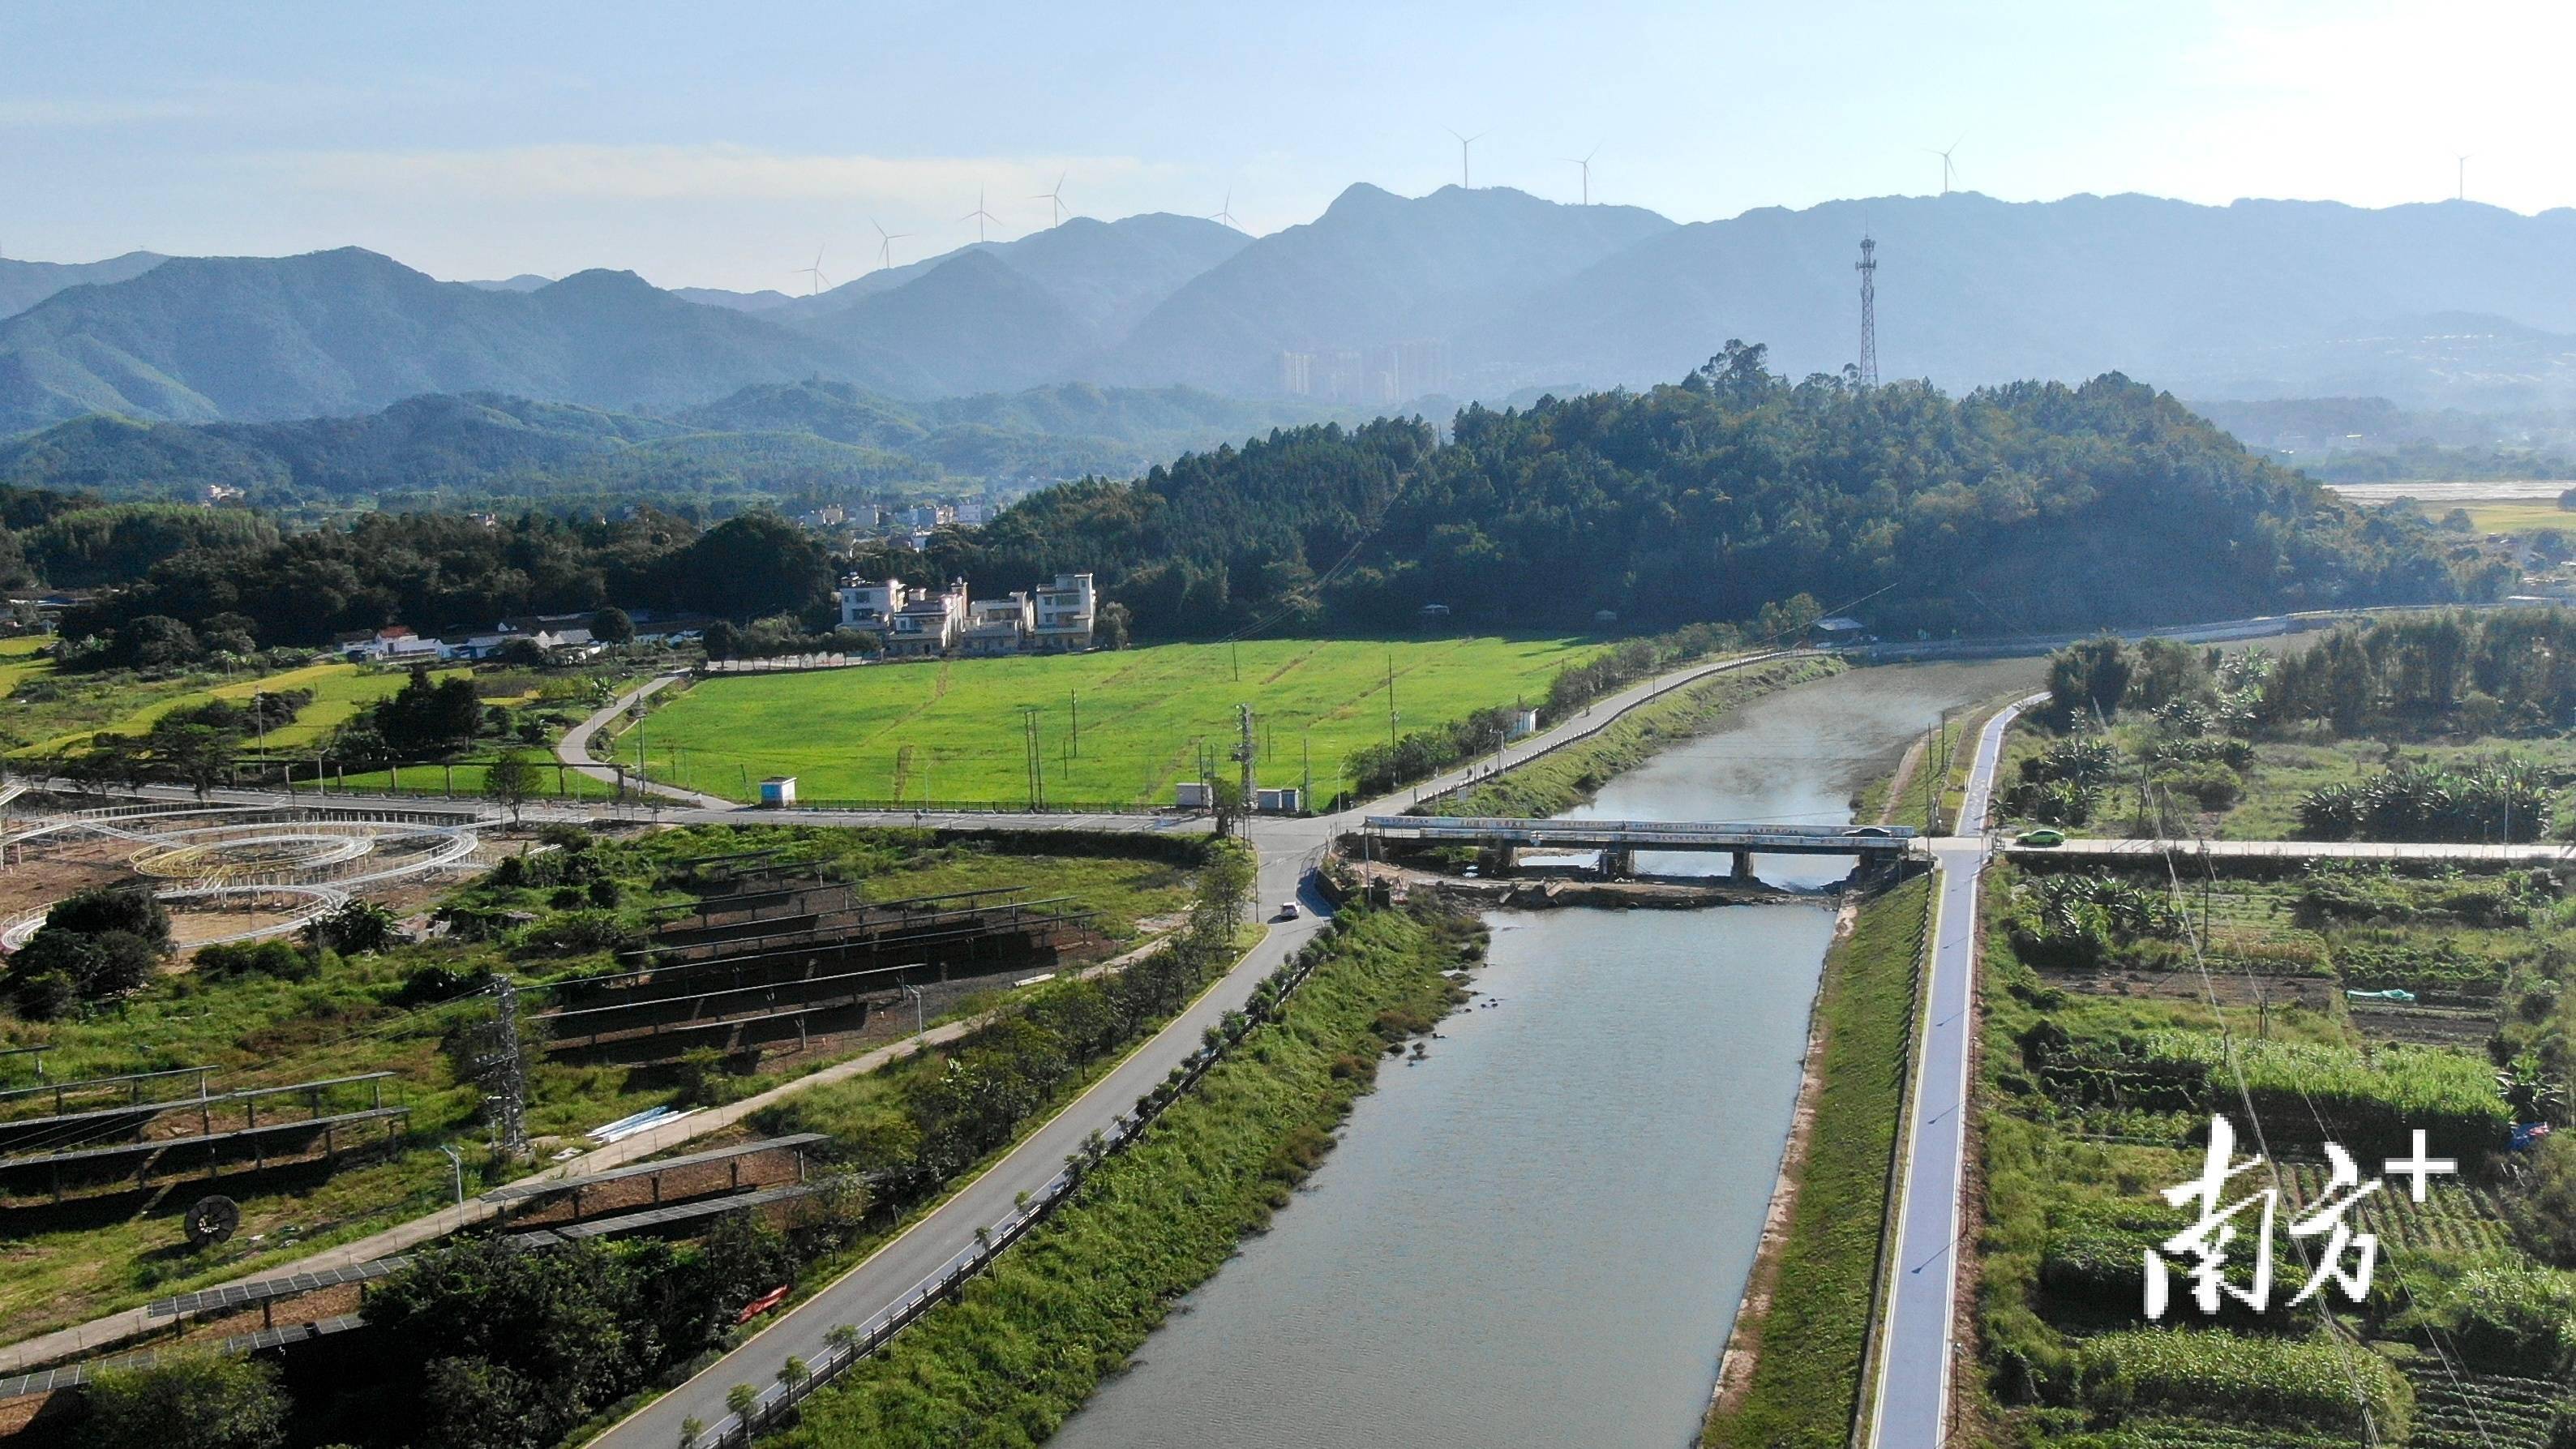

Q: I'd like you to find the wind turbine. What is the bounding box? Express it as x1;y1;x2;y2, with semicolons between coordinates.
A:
2456;153;2471;202
1927;136;1962;196
792;246;829;296
871;218;916;272
1561;144;1601;205
1031;172;1069;228
961;186;1003;243
1210;187;1241;230
1447;128;1487;190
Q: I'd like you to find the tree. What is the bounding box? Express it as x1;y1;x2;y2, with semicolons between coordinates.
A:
677;512;832;622
2046;636;2135;726
726;1383;761;1419
367;1237;645;1449
116;614;201;671
1096;599;1132;650
701;619;742;662
48;885;173;950
1209;775;1245;838
74;1348;287;1449
305;899;403;955
590;607;635;647
484;751;539;824
148;716;242;799
377;667;486;756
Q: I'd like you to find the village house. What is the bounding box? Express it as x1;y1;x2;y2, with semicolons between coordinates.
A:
838;572;1095;657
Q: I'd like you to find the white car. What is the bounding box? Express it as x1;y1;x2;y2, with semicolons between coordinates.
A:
1277;901;1301;920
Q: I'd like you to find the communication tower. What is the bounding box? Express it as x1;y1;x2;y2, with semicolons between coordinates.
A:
1855;234;1879;387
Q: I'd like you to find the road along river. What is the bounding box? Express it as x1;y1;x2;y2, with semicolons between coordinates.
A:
1045;659;2039;1449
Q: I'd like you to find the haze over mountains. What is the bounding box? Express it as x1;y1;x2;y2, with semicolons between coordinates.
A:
6;186;2576;446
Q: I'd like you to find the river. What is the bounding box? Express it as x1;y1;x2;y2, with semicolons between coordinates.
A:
1047;659;2041;1449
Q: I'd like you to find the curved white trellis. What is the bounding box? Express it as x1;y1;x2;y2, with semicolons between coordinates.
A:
0;801;487;948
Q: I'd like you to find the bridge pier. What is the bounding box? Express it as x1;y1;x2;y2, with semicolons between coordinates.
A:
1600;847;1635;880
1730;850;1755;882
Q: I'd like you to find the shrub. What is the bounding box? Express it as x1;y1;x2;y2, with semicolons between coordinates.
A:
47;885;173;949
2390;1256;2576;1374
74;1348;288;1449
194;939;317;983
2074;1327;2411;1438
2152;761;2243;811
2141;1034;2510;1164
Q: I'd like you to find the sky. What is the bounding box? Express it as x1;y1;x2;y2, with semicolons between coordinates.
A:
2;0;2567;292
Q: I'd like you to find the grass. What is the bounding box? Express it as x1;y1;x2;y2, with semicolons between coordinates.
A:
1432;654;1842;817
767;904;1474;1449
2462;499;2576;536
0;827;1198;1347
1703;875;1929;1449
627;637;1605;806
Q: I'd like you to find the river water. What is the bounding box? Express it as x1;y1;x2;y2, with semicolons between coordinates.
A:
1048;659;2042;1449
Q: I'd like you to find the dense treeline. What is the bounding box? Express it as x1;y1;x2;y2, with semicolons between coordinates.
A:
2252;609;2576;735
58;509;837;654
859;345;2497;638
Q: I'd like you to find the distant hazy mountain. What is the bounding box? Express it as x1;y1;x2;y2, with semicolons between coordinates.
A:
775;213;1253;394
0;251;168;320
673;285;799;313
1097;184;1674;393
0;248;929;433
1460;192;2576;407
795;249;1095;396
16;189;2576;443
463;274;553;293
778;213;1248;325
0;377;1335;506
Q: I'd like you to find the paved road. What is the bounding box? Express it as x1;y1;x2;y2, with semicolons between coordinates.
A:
588;649;1816;1448
2010;836;2576;864
1869;692;2042;1449
0;647;1812;1418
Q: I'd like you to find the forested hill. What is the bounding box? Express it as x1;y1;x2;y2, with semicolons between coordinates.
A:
869;347;2503;638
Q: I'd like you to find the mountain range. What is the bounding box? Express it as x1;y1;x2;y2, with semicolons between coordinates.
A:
7;187;2576;442
0;378;1335;507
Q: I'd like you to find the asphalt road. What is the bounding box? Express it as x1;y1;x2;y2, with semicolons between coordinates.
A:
1869;692;2042;1449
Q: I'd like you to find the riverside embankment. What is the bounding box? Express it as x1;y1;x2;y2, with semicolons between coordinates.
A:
1044;659;2041;1449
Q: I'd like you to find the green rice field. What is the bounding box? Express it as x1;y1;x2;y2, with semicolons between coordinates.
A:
629;636;1606;805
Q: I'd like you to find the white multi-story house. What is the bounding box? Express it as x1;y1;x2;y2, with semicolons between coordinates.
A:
1029;573;1096;652
836;577;907;629
960;593;1034;655
885;580;967;657
834;571;1097;658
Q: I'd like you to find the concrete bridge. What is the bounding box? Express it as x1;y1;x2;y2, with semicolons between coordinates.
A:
1359;815;1918;879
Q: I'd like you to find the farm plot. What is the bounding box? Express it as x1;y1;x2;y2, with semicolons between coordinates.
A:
629;635;1605;806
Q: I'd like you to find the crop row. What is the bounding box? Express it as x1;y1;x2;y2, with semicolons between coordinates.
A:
2280;1160;2516;1255
2408;1367;2562;1449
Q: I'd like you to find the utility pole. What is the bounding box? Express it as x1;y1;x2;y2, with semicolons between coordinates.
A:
1302;735;1312;811
1854;233;1879;387
1021;707;1045;809
483;977;528;1155
1386;655;1399;750
1237;704;1257;815
1232;641;1241;682
1069;690;1078;761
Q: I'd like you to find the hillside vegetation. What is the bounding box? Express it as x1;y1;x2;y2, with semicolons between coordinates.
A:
873;347;2498;639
